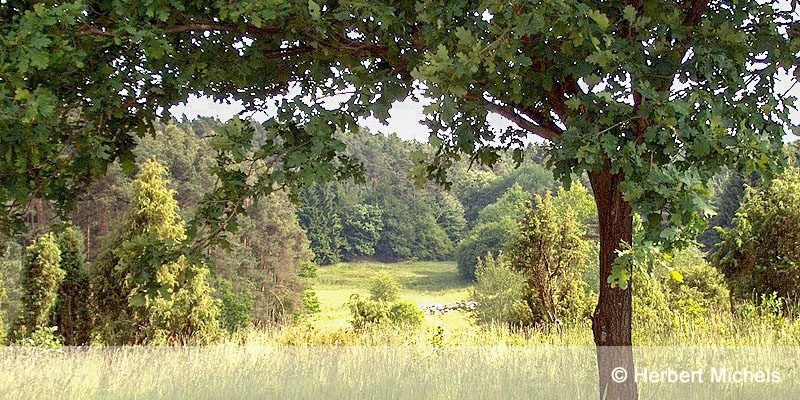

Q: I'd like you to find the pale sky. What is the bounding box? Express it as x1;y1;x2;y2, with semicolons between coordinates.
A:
170;63;799;144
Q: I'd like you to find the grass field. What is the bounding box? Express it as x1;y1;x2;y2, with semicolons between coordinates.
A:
309;260;474;330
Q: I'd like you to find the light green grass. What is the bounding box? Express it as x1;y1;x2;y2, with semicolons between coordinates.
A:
310;260;473;331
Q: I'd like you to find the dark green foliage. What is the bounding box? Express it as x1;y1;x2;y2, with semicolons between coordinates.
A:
388;302;424;327
714;168;800;301
474;184;529;227
211;276;254;334
89;160;220;345
341;203;384;259
456;218;517;279
15;233;63;340
369;273;400;302
298;184;346;265
455;164;554;226
53;227;91;345
698;171;747;252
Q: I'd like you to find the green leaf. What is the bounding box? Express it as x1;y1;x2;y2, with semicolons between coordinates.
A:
308;0;321;20
623;5;637;24
131;292;146;307
588;10;609;31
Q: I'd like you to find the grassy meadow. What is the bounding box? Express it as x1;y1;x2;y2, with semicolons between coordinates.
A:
5;260;800;399
239;261;800;348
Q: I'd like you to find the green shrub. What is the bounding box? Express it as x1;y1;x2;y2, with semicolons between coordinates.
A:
15;326;62;348
664;247;729;312
388;302;424;326
347;294;390;330
369;273;400;302
632;272;671;329
212;276;254;334
456;217;517;279
508;193;592;324
298;260;318;279
53;227;91;345
633;246;731;329
737;292;785;327
302;290;321;314
89;160;221;344
470;252;532;326
714;168;800;300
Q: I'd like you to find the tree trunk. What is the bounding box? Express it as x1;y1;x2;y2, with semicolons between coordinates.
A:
588;166;637;400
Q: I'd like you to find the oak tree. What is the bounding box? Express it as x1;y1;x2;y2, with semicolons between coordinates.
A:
3;1;798;398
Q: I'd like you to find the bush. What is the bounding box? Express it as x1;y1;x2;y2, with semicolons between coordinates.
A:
664;247;729;312
89;160;221;345
212;276;254;334
714;168;800;301
53;227;91;345
388;302;424;326
633;246;730;329
369;273;400;302
347;294;390;330
470;252;532;326
302;290;321;314
456;217;517;279
15;326;62;348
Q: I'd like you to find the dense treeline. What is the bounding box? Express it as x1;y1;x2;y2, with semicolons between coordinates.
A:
298;130;564;265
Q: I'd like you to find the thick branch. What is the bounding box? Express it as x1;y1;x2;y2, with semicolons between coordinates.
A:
466;94;560;141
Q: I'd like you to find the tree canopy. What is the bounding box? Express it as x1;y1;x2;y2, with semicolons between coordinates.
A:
3;1;795;248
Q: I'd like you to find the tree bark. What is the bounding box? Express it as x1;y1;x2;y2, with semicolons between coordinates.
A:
588;166;637;400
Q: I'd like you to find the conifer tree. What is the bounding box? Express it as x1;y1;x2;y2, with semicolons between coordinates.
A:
15;233;63;340
509;193;590;324
90;160;220;344
53;227;90;345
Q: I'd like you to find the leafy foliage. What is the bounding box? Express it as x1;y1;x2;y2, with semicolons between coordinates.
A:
347;294;391;330
298;184;346;265
211;275;253;334
341;203;384;259
456;218;517;279
369;273;401;302
714;168;800;301
470;252;532;326
388;302;424;327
